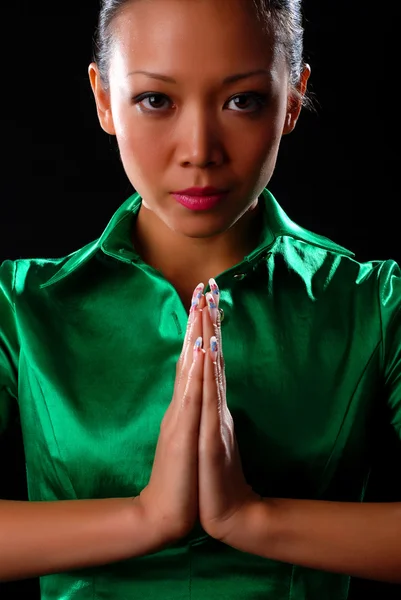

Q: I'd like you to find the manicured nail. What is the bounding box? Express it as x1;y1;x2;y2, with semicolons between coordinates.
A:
189;283;204;322
206;292;218;324
209;278;220;306
193;336;203;359
210;336;218;361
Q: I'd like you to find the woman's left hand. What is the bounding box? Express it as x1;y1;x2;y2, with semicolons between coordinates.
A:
198;279;261;541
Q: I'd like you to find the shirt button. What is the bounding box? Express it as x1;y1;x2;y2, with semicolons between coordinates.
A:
233;273;246;281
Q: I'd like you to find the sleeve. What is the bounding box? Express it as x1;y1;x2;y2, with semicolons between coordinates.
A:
380;259;401;440
0;260;19;436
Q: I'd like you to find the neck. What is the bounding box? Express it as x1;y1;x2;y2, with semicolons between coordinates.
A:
131;201;263;304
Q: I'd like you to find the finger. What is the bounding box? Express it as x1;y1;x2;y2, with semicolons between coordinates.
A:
179;283;204;364
204;292;225;395
176;293;204;400
214;308;226;391
176;309;203;397
180;306;203;372
179;336;205;437
176;282;204;391
200;336;222;442
203;294;215;357
208;278;224;364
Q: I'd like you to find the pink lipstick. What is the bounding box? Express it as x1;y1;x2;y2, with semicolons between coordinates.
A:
171;187;228;212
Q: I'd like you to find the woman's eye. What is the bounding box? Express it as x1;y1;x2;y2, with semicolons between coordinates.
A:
132;92;268;113
227;93;268;112
133;93;171;112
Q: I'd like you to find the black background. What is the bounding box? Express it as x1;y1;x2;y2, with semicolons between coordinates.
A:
0;1;400;597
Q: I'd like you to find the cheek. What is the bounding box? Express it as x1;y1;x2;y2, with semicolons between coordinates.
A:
111;103;148;154
233;101;286;153
235;116;284;171
114;118;167;178
237;116;285;188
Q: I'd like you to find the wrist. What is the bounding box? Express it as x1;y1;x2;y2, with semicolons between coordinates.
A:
127;496;171;556
132;495;184;552
219;496;277;554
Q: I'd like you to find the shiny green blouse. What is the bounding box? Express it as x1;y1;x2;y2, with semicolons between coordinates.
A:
1;188;400;599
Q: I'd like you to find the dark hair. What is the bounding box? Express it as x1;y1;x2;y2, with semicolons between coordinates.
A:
93;0;308;100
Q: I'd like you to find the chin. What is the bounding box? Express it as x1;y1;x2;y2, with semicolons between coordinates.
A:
172;219;232;240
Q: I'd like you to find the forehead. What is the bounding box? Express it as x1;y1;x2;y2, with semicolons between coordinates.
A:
111;0;284;78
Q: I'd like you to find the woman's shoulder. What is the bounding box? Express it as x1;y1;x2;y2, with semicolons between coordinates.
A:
278;230;398;286
274;231;401;330
0;239;99;297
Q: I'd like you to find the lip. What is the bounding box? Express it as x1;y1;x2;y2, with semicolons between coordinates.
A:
171;191;228;211
172;186;228;196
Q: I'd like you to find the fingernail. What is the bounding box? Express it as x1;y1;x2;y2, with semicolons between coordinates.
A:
210;336;218;361
209;279;220;306
193;336;203;359
206;292;218;324
189;283;204;322
190;283;204;309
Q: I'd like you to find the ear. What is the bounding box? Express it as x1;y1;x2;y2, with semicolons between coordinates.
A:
88;62;116;136
282;63;311;136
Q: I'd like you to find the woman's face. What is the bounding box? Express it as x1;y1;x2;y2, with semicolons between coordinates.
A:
90;0;309;239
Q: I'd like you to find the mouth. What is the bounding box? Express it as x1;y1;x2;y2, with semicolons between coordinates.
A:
172;186;228;196
171;191;228;212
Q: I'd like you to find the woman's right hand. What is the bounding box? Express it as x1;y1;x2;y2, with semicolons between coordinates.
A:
136;283;206;545
0;285;206;580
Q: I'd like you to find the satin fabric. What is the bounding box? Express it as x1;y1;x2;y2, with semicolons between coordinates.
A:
0;188;400;599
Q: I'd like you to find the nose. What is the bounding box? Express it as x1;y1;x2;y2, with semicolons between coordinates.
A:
176;105;226;168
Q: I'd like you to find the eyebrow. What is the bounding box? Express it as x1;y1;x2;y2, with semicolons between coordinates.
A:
127;69;272;84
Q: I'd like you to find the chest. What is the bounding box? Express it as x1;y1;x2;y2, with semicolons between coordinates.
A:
17;281;382;503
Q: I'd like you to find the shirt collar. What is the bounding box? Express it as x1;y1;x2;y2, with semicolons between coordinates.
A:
40;188;354;289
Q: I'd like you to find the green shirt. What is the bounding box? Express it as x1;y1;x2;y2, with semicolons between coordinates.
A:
1;188;400;599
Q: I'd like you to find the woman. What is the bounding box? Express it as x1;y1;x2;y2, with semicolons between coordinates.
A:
0;0;400;598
